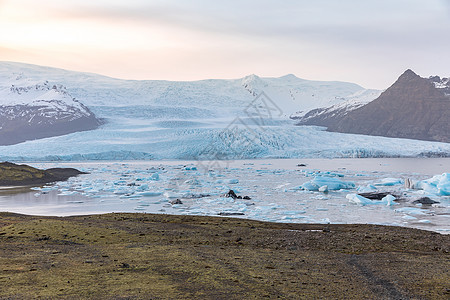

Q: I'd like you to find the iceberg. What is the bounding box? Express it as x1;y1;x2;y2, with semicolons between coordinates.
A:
301;176;355;191
415;173;450;196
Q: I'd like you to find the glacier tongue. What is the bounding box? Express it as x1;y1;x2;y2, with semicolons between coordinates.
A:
1;62;450;160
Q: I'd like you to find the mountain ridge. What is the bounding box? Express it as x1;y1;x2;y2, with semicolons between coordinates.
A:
294;69;450;143
0;79;102;145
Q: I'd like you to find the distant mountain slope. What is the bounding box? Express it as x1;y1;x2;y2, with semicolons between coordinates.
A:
295;70;450;143
0;79;101;146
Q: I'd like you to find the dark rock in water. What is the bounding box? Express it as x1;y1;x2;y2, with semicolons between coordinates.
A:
218;212;245;216
358;192;395;200
224;190;251;200
183;193;210;199
0;162;86;186
297;164;307;167
224;190;239;199
170;199;183;205
413;197;439;205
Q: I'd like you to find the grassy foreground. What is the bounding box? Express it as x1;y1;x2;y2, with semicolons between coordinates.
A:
0;212;448;299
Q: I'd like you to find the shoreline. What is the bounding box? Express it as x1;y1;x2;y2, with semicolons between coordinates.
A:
0;212;448;299
24;157;450;175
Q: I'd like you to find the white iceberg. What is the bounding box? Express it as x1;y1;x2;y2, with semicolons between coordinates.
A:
302;176;355;191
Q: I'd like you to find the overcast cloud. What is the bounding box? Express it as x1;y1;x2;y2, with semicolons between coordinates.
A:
0;0;449;88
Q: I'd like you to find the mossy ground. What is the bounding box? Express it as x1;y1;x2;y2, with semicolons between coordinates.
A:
0;212;448;299
0;163;46;183
0;162;84;186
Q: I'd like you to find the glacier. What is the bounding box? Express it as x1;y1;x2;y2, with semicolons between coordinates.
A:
0;61;450;161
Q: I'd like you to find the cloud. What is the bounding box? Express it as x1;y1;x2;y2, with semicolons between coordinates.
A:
2;0;449;89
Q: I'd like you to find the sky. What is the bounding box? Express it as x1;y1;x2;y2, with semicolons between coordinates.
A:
0;0;449;89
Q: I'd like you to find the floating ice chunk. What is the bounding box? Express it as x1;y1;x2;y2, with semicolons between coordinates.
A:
381;194;397;206
283;210;306;215
120;194;142;199
136;184;149;191
418;219;431;223
318;185;328;193
402;215;417;220
226;179;239;184
321;171;344;177
302;176;355;191
357;184;377;193
164;191;181;199
184;178;201;185
346;193;374;205
416;173;450;196
281;215;308;220
374;178;402;186
394;207;427;215
57;191;79;196
113;188;130;195
136;191;162;197
301;181;319;191
184;166;198;171
150;173;160;181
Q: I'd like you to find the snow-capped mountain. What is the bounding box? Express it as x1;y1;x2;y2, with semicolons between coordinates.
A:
0;62;378;118
1;62;450;161
0;75;101;145
295;69;450;143
290;89;383;120
429;75;450;95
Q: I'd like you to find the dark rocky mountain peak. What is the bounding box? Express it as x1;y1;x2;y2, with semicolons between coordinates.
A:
295;69;450;143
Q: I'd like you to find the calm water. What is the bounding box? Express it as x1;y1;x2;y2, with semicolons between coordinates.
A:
1;158;449;233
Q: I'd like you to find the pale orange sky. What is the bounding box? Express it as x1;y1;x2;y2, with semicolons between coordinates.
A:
1;0;449;89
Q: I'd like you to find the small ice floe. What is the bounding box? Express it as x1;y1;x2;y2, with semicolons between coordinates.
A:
374;178;403;186
318;185;328;193
57;191;79;196
346;194;374;205
381;194;397;206
415;173;450;196
226;179;239;184
149;173;160;181
184;166;197;171
136;191;162;197
254;203;285;211
120;194;142;199
301;176;355;191
346;193;396;206
113;188;130;195
321;171;344;177
164;191;182;199
402;215;417;220
356;184;377;193
394;207;427;215
418;219;431;224
136;184;149;191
